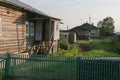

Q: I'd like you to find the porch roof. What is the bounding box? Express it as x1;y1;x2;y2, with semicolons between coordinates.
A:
0;0;61;20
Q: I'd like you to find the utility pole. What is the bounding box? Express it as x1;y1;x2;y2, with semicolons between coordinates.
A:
89;15;91;24
67;25;69;30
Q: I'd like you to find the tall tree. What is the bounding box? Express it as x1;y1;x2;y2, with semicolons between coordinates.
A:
98;17;115;36
97;21;103;28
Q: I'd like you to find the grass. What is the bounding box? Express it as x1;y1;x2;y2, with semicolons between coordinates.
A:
78;50;120;58
5;56;77;80
79;38;111;51
0;54;119;80
53;38;120;57
1;55;119;80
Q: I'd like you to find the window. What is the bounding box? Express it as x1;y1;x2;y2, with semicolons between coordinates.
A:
25;21;29;36
30;22;34;36
0;18;2;35
91;30;96;36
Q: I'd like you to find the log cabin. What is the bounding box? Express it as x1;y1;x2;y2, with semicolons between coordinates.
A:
0;0;61;54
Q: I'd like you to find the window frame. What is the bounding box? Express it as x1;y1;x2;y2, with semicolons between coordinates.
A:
30;22;34;36
25;21;29;36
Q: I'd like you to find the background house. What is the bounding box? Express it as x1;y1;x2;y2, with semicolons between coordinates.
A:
60;30;76;43
69;25;90;40
80;23;99;37
69;23;99;40
60;30;69;42
0;0;61;54
115;32;120;39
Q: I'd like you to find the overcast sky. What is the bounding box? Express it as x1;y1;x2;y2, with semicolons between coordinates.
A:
21;0;120;32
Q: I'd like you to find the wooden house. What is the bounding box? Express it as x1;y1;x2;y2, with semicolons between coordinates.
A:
69;26;90;40
60;30;69;42
0;0;61;54
69;23;99;40
80;23;99;37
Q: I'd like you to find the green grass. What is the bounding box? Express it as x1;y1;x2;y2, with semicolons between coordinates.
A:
53;38;120;57
10;57;77;80
78;50;120;58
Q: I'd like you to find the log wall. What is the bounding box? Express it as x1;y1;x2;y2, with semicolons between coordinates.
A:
0;2;26;53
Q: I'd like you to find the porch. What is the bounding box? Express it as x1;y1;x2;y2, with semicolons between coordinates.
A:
25;18;60;55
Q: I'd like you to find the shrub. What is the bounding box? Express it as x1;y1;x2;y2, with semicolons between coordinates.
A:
110;39;120;54
60;35;69;50
78;50;120;58
79;42;95;51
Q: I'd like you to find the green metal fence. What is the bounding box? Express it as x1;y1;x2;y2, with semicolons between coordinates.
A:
0;54;119;80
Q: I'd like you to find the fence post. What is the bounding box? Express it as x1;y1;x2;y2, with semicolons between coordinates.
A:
118;60;120;80
77;57;81;80
5;54;11;77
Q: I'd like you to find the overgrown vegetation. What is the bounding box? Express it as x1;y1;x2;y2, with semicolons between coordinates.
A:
60;35;69;50
53;37;120;57
110;39;120;54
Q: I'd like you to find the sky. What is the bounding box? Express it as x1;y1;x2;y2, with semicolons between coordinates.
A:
21;0;120;32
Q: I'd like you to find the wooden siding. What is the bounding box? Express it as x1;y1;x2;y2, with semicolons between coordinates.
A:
0;3;26;53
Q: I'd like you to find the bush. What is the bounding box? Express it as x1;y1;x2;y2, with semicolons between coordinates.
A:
79;41;96;51
110;39;120;54
78;50;120;58
52;43;81;57
60;35;69;50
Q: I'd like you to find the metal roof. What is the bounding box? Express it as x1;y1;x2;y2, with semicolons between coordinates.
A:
0;0;60;20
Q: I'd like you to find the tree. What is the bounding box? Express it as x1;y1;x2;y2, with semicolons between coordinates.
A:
98;17;115;36
97;21;103;28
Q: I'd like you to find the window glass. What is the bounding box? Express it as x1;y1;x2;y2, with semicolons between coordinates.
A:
30;23;34;36
25;22;29;36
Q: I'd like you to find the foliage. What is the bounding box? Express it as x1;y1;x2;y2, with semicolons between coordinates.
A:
60;35;69;50
52;43;81;57
79;38;111;51
78;50;120;58
110;39;120;54
98;17;115;36
54;38;120;57
2;76;20;80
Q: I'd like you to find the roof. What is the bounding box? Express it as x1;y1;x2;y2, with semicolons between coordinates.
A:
0;0;60;20
69;25;89;32
80;23;98;30
69;23;98;32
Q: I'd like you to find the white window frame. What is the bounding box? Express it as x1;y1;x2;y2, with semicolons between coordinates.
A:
30;22;34;36
0;18;2;36
25;21;29;36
